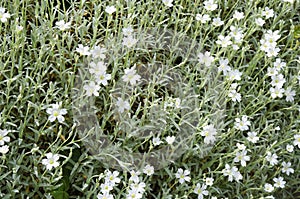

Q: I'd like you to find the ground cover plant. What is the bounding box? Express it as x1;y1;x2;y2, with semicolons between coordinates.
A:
0;0;299;198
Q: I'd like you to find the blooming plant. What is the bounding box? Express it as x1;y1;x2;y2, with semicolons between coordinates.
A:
0;0;299;198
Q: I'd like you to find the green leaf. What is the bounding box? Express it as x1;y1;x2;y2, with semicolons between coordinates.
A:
51;191;69;199
294;25;300;39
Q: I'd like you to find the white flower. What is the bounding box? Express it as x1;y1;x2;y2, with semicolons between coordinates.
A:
255;18;265;26
286;144;294;152
105;6;116;15
123;26;134;36
143;164;154;176
0;145;9;154
227;69;242;81
76;44;91;56
104;170;120;186
293;134;300;148
266;67;278;77
265;152;278;166
89;61;107;75
126;189;143;199
273;176;286;188
281;161;294;176
116;98;130;113
195;14;211;23
100;183;113;194
97;193;114;199
212;17;224;26
264;183;274;192
42;153;60;170
83;81;100;97
228;89;241;102
130;182;146;194
284;87;296;102
129;170;141;183
216;35;232;48
0;129;10;146
273;58;286;71
95;70;111;86
270;87;284;98
236;143;246;150
266;47;280;57
16;25;23;32
222;164;242;182
194;183;209;199
204;0;218;11
234;150;250;167
122;66;141;86
175;168;191;184
46;102;67;123
165;136;176;145
200;124;217;144
198;51;214;67
271;74;286;88
152;137;163;146
229;26;244;43
162;0;173;7
218;58;231;74
234;115;251;131
122;36;138;48
55;20;71;31
283;0;294;3
205;177;214;186
0;7;11;23
247;131;259;143
90;46;107;59
233;11;244;20
262;7;274;19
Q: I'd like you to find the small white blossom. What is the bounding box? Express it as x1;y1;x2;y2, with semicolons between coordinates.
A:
46;102;67;123
162;0;174;7
195;14;211;23
200;124;217;144
55;20;71;31
105;6;116;15
165;136;176;145
233;11;244;20
198;51;214;67
152;137;163;146
122;66;141;86
265;152;278;166
0;129;10;146
76;44;90;56
212;17;224;26
0;145;9;154
122;36;138;48
293;134;300;148
194;183;209;199
175;168;191;184
247;131;259;143
273;177;286;188
255;18;265;26
264;183;274;192
116;98;130;113
83;81;100;97
42;153;60;170
281;161;294;175
90;46;107;60
0;7;10;23
204;0;218;11
143;164;154;176
286;144;294;152
234;115;251;131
